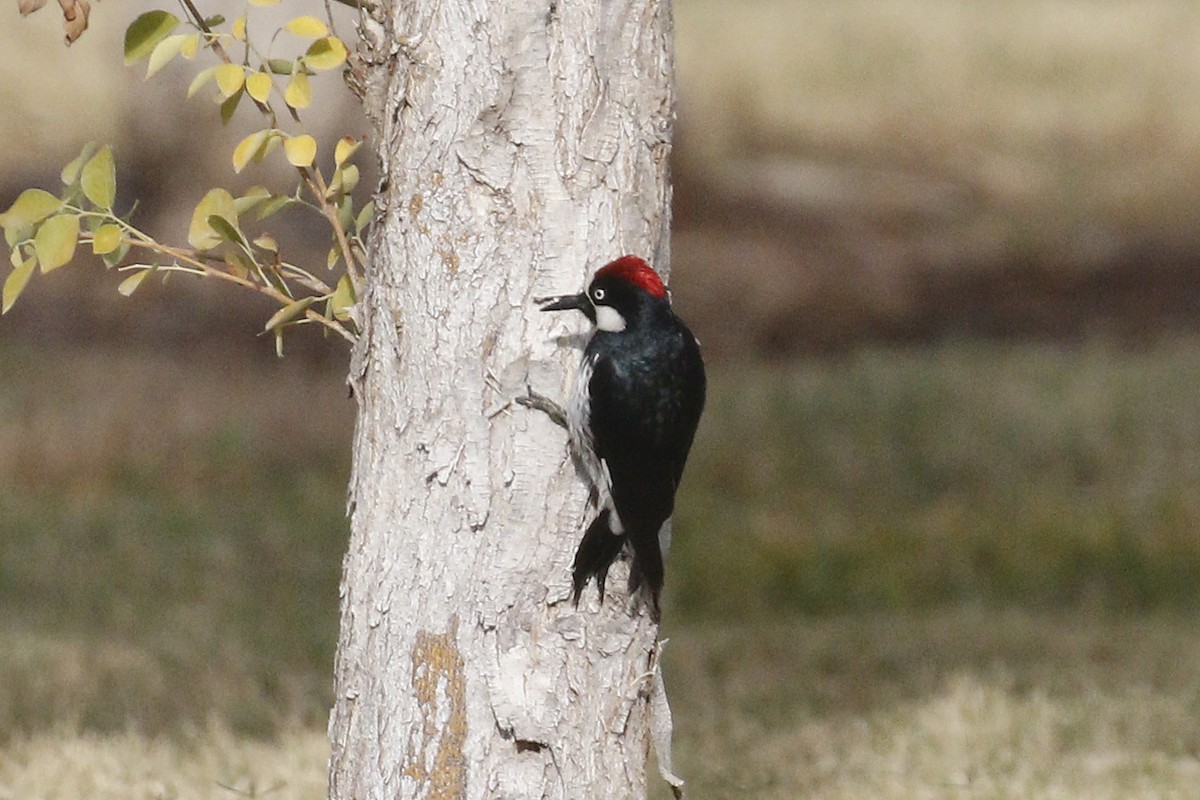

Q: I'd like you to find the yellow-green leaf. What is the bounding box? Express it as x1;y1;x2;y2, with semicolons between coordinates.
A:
80;145;116;209
339;164;360;193
180;33;200;59
207;214;248;251
305;36;348;71
245;72;272;103
248;0;280;5
284;15;327;38
232;129;275;173
262;135;282;161
1;189;62;232
334;136;360;166
146;33;187;78
232;13;247;42
223;251;251;280
124;11;180;65
219;88;244;125
326;165;347;198
2;257;36;313
101;241;131;269
234;186;272;216
256;195;293;221
330;273;356;320
60;142;99;186
336;195;354;230
355;199;376;233
117;268;152;297
187;66;217;98
214;64;246;98
91;223;122;255
284;134;317;167
253;234;278;253
326;246;339;269
284;72;311;109
33;214;80;272
264;296;315;332
187;188;237;250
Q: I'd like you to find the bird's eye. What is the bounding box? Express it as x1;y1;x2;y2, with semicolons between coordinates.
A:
592;287;606;302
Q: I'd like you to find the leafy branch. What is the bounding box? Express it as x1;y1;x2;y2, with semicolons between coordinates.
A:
2;1;370;354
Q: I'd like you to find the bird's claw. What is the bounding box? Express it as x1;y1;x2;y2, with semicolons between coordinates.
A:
517;387;569;430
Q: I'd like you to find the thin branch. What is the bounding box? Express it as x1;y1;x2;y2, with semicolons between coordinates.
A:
279;261;334;294
177;0;228;60
124;239;356;343
176;0;284;125
299;166;363;287
324;0;338;37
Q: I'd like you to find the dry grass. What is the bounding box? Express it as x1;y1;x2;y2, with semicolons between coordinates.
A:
5;614;1198;799
0;724;327;800
662;609;1200;799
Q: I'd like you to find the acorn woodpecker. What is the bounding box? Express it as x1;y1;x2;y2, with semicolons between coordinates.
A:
536;255;706;621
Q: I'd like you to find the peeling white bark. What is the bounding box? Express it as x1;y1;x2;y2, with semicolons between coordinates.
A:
329;2;677;798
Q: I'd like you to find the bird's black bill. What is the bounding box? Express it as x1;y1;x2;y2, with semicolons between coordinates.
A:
535;292;588;312
535;292;596;323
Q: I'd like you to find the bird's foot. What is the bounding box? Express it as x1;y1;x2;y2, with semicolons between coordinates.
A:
517;387;569;430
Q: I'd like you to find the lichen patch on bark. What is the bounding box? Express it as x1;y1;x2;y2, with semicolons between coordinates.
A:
404;621;468;799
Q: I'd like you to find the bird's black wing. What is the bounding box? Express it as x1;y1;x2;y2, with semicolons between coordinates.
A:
584;324;705;607
666;326;706;489
586;349;677;529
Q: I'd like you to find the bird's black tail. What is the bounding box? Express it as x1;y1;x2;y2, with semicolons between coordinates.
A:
626;526;664;623
571;509;625;607
572;509;664;622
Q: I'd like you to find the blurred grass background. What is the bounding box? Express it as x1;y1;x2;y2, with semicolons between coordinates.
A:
6;342;1200;797
0;346;351;740
6;0;1200;797
675;341;1200;617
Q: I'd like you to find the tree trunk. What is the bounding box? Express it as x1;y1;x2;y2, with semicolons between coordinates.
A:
328;2;677;798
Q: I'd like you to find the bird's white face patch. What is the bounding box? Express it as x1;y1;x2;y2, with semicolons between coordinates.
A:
594;304;627;333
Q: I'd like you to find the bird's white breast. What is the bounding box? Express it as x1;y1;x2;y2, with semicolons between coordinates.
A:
567;353;608;506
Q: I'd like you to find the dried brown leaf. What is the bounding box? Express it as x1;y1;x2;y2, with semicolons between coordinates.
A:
18;0;49;16
56;0;90;45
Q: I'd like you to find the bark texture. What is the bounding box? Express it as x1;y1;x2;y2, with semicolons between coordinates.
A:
329;1;675;798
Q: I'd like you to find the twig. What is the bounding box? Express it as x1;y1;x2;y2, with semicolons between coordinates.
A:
178;0;223;55
176;0;285;125
324;0;337;37
125;238;355;343
299;166;363;286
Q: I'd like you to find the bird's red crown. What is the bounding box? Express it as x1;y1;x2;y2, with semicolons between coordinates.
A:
595;255;667;299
